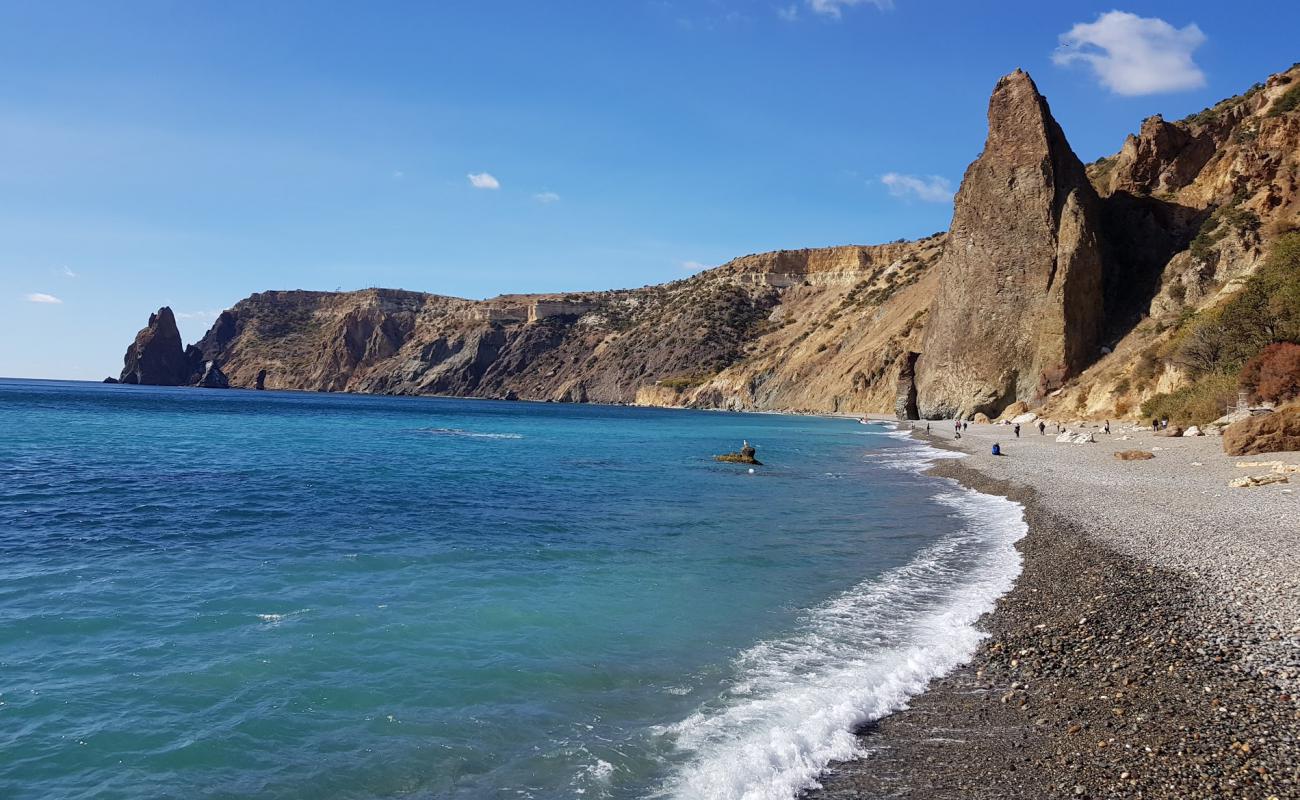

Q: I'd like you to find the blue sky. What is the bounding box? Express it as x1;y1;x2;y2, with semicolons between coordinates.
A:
2;1;1297;380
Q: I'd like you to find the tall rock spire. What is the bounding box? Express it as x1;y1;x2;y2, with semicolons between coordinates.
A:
915;69;1106;419
119;307;196;385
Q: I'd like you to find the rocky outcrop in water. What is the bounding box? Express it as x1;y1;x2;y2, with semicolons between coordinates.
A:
715;441;761;465
915;70;1106;419
195;360;230;389
120;307;197;385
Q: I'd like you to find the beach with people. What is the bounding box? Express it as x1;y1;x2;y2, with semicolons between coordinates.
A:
809;416;1300;799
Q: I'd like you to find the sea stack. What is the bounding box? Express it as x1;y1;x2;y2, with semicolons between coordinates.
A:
119;307;195;385
916;70;1105;419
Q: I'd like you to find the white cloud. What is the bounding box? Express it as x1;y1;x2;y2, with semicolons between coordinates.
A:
679;260;709;272
776;4;799;22
467;172;500;190
808;0;892;19
880;172;954;203
25;292;63;304
176;310;221;320
533;191;561;204
1053;11;1206;96
61;266;77;278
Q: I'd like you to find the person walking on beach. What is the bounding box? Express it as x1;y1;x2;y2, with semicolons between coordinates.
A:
1152;417;1159;432
1038;420;1046;435
1103;420;1111;434
1013;423;1021;438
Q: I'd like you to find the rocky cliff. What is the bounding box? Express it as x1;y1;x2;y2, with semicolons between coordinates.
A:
915;70;1105;418
115;64;1300;420
144;238;941;411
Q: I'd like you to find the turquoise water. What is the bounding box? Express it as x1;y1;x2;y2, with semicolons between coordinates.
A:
0;379;1024;800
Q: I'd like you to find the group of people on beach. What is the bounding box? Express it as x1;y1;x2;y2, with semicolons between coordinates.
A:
939;414;1116;457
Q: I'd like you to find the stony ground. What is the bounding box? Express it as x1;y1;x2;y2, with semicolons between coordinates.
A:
804;421;1300;799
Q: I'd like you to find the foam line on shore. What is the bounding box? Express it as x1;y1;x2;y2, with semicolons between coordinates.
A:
654;435;1027;800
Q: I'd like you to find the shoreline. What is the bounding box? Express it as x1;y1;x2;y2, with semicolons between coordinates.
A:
805;424;1300;799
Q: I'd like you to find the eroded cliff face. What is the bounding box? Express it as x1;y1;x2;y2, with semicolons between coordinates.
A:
1040;63;1300;421
116;63;1300;419
914;70;1106;419
144;239;941;412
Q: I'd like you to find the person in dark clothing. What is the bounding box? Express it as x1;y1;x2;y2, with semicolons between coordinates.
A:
1038;420;1046;435
1013;423;1020;438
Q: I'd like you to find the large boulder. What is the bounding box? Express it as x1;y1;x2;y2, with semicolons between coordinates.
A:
119;307;195;385
916;70;1106;419
1223;405;1300;456
1115;449;1155;461
997;401;1030;422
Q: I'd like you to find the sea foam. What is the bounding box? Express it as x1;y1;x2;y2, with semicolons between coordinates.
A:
657;437;1026;800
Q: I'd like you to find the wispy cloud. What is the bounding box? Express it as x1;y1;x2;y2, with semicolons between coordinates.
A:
776;5;799;22
807;0;893;19
679;260;709;272
1053;11;1206;96
880;173;954;203
61;266;77;278
467;172;500;190
391;170;405;180
533;191;561;204
25;292;63;304
176;310;221;320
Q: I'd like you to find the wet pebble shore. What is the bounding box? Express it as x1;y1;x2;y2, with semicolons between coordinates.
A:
805;462;1300;799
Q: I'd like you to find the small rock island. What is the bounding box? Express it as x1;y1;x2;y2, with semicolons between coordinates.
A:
714;440;761;465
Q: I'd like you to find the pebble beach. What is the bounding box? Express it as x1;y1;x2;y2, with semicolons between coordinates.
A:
808;419;1300;799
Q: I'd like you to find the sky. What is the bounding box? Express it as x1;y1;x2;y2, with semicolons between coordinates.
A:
2;1;1297;380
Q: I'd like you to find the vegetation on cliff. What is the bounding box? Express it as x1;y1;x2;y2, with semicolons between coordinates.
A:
1142;233;1300;423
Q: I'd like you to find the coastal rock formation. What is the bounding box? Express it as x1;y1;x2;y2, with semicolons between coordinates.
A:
1039;63;1300;422
120;307;196;385
112;64;1300;423
1223;405;1300;456
916;70;1105;419
715;441;761;465
195;361;230;389
1097;114;1217;197
123;237;943;412
893;351;920;420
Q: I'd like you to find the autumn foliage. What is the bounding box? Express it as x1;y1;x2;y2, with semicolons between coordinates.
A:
1240;342;1300;404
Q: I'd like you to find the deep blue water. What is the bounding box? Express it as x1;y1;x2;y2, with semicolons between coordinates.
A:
0;379;1024;800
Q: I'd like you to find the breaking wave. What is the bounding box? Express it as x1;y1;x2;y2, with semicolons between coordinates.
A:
656;435;1025;800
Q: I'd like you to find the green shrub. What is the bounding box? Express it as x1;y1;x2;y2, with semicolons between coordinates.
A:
1268;82;1300;117
1140;372;1238;425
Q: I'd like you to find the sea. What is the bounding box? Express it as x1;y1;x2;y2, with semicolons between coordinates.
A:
0;378;1026;800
